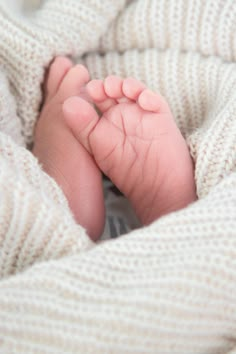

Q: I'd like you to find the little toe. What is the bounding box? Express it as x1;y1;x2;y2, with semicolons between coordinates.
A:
87;79;116;113
138;89;170;113
58;64;90;100
63;96;99;153
45;56;73;101
122;77;146;101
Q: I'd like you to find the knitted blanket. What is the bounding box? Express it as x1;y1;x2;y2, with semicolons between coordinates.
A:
0;0;236;353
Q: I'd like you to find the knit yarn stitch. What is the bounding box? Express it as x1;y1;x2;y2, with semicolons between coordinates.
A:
0;1;236;353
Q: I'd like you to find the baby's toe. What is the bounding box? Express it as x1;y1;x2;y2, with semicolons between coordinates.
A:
138;89;170;113
45;56;73;102
86;79;107;101
87;79;116;113
122;77;146;101
58;64;90;100
104;76;123;99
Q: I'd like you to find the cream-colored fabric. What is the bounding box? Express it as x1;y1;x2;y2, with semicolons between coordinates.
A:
0;0;126;143
0;0;236;353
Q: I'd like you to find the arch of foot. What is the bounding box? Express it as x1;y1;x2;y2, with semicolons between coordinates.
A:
84;49;236;199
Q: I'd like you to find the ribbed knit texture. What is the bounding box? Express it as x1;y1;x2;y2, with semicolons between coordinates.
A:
0;0;236;353
0;0;126;144
0;132;92;279
0;69;24;146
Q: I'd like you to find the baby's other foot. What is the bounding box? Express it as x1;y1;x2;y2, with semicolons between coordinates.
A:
63;76;196;225
33;57;105;240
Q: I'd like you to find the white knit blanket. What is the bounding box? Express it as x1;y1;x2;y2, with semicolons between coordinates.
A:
0;1;236;353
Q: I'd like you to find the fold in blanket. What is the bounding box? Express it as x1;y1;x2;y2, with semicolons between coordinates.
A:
0;0;236;353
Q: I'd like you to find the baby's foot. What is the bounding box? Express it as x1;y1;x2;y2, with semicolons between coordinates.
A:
63;76;196;225
33;57;105;240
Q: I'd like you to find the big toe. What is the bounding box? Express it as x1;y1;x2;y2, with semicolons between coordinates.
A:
45;56;73;102
63;96;99;153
